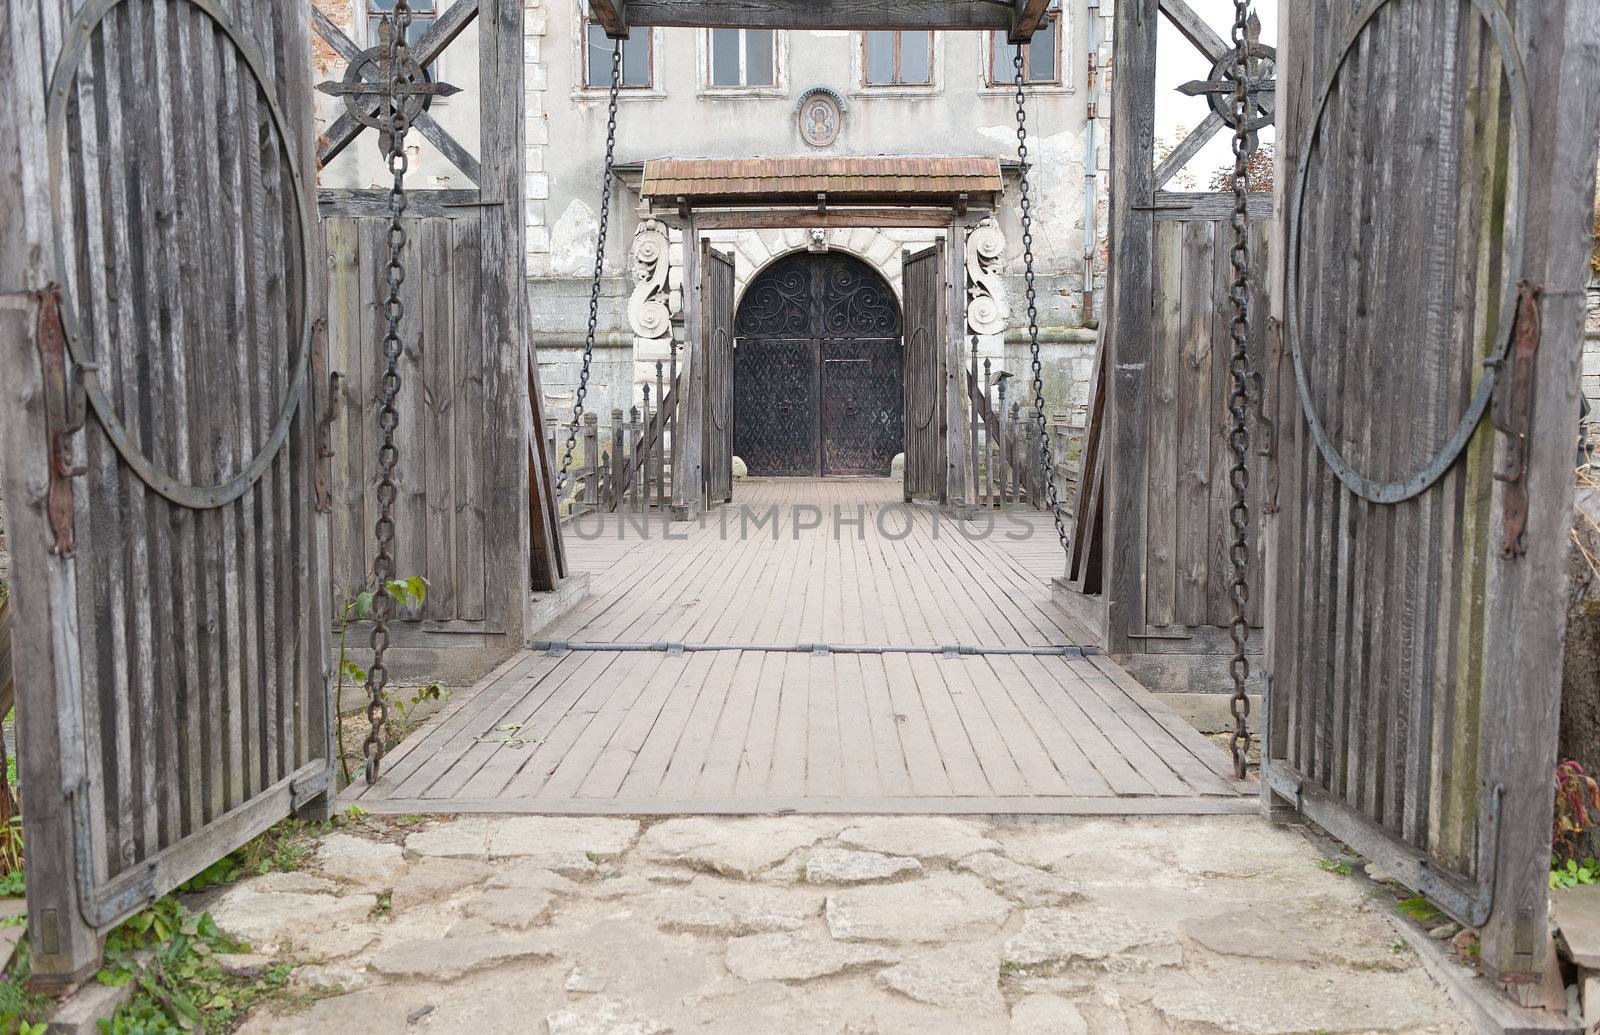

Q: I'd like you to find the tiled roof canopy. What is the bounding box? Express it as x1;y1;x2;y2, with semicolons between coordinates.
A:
640;157;1004;206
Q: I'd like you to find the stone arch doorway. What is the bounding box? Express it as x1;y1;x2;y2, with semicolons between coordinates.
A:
734;251;904;477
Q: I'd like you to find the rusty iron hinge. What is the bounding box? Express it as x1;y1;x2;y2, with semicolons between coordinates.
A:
1258;316;1282;515
34;284;88;556
1491;281;1542;560
310;319;339;514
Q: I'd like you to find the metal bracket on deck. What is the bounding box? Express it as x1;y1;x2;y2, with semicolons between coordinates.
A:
538;640;569;657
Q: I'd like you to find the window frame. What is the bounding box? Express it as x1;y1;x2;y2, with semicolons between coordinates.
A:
860;29;935;88
986;1;1065;88
582;19;656;91
365;0;441;81
703;27;781;91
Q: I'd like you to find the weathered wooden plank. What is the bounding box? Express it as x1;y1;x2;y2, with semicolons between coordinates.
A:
1102;0;1157;655
1156;0;1228;62
1144;221;1180;627
1009;0;1052;43
1478;0;1600;981
451;217;488;619
474;0;530;645
419;220;456;618
588;0;629;38
1174;218;1212;626
944;221;971;512
673;224;705;518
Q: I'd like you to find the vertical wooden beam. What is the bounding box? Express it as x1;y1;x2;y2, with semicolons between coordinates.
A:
673;223;705;520
588;0;630;39
1478;2;1600;987
0;0;105;984
944;220;971;516
285;0;335;821
1259;1;1304;823
1102;0;1158;657
1009;0;1054;43
480;0;534;637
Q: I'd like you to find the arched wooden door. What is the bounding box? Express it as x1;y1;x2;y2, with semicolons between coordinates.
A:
734;252;903;477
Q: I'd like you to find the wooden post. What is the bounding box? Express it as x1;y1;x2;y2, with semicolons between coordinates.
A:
584;412;600;510
1476;0;1600;988
628;406;642;509
480;0;533;638
945;221;971;516
655;361;667;509
669;338;679;506
673;226;705;520
983;357;996;507
610;409;625;510
639;389;652;506
969;341;983;508
1101;0;1157;657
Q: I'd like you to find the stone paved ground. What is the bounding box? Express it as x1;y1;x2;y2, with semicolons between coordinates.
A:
219;814;1473;1034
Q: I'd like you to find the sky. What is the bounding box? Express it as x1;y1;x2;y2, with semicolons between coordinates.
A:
1151;0;1278;188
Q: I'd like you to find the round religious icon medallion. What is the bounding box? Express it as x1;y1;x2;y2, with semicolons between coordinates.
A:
796;87;844;148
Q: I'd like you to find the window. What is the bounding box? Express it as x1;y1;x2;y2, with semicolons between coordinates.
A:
863;30;932;87
989;0;1061;85
708;28;776;88
367;0;437;78
585;22;652;88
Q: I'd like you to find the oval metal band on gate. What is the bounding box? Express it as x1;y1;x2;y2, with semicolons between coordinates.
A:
1283;0;1530;505
711;328;730;432
909;327;936;431
44;0;317;511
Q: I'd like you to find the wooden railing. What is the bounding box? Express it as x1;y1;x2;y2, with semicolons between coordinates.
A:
547;368;680;516
966;344;1079;510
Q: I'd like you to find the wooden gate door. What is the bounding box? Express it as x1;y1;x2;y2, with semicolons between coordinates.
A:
315;0;548;681
902;243;946;501
0;0;330;980
703;245;735;504
733;252;903;478
1265;0;1599;986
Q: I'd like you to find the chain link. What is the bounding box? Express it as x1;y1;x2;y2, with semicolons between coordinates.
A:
1225;0;1257;781
362;2;415;784
1012;50;1071;557
556;42;623;501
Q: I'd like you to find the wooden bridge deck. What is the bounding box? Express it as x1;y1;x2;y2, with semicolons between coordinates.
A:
348;480;1245;814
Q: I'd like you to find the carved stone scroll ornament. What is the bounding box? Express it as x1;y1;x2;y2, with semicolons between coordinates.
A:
628;218;673;340
965;217;1008;336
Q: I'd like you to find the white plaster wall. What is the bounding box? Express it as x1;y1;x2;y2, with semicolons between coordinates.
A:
525;1;1115;433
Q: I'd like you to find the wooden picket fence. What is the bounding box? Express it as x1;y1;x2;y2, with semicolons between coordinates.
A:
965;345;1077;510
546;366;680;516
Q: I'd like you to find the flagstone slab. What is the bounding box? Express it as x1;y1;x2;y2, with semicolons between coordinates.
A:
725;930;901;982
826;874;1012;943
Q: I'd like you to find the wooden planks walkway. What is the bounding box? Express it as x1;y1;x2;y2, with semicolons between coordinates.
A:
348;480;1245;814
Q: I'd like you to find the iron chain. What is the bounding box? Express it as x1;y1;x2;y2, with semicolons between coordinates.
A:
1013;50;1071;557
362;1;415;784
1226;0;1257;780
556;42;623;501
